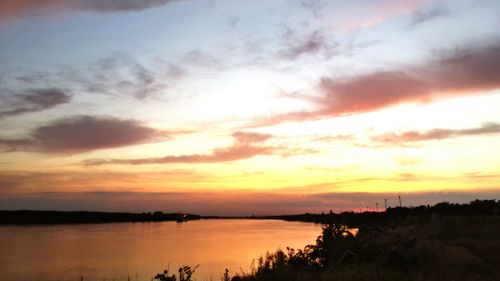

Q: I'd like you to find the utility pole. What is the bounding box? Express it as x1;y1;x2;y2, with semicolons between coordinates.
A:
398;195;402;207
384;198;388;211
376;202;379;212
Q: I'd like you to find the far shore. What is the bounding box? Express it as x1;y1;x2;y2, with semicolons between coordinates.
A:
1;199;498;226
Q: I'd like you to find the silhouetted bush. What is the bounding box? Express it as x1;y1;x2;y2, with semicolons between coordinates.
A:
153;265;199;281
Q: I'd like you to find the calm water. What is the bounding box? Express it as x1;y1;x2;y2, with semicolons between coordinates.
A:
0;219;322;281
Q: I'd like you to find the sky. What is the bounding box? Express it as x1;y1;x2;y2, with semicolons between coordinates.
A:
0;0;499;215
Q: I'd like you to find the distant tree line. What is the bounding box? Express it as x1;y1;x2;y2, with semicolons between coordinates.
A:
0;210;200;225
265;199;500;227
1;199;498;225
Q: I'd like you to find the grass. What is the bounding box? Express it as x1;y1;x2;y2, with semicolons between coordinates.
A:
232;214;500;281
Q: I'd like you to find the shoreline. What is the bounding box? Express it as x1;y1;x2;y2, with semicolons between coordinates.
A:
1;199;498;226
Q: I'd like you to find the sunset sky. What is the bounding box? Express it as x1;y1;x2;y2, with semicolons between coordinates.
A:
0;0;499;215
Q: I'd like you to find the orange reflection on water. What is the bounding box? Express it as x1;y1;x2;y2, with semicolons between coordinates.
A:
0;219;321;281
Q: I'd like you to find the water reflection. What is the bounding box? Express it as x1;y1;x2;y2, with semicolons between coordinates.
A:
0;219;321;281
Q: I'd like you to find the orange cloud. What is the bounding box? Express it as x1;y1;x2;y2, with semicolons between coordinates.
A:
85;145;273;165
83;130;319;165
84;132;274;165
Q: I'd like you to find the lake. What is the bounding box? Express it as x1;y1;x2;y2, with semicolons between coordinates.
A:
0;219;322;281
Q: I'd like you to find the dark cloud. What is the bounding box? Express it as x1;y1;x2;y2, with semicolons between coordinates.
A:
182;50;220;67
165;63;186;79
86;53;161;99
226;16;240;28
410;7;447;26
424;42;500;92
296;0;327;18
0;115;169;154
249;40;500;127
0;88;71;118
0;0;180;22
280;29;338;60
373;123;500;144
71;0;180;13
1;53;169;100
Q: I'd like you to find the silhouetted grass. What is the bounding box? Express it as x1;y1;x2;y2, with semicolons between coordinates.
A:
234;210;500;281
148;213;500;281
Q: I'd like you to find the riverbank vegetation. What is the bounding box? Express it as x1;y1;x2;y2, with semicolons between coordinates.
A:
232;200;500;281
154;199;500;281
237;216;500;281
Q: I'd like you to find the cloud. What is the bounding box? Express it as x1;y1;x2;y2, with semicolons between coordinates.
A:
84;132;274;165
249;40;500;127
85;53;162;99
0;88;71;118
87;145;273;165
3;53;171;100
1;189;499;215
280;29;338;60
232;131;273;144
1;169;498;215
313;134;354;142
410;6;447;26
373;123;500;144
339;0;427;31
320;71;429;114
0;0;180;22
296;0;327;18
0;115;169;153
320;41;500;115
182;50;221;67
83;130;316;165
0;169;209;194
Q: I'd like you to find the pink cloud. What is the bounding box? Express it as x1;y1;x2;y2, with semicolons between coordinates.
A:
249;40;500;128
339;0;427;31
